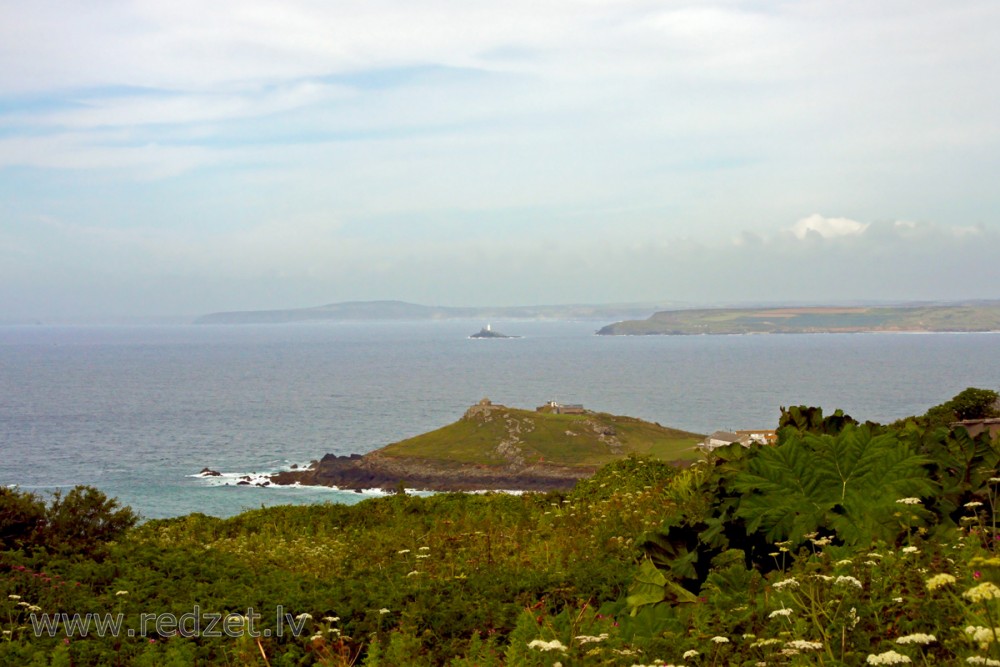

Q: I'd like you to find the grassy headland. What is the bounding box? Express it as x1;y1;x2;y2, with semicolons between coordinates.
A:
597;302;1000;335
378;403;703;466
273;402;704;492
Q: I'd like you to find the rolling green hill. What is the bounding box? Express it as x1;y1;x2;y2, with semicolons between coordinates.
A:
377;401;704;467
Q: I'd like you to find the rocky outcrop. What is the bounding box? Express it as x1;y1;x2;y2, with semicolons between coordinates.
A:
269;452;590;492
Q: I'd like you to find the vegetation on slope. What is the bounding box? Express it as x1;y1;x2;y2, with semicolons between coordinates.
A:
376;404;704;467
597;303;1000;335
4;388;1000;665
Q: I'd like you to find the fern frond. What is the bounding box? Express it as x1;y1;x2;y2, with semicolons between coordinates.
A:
734;425;932;546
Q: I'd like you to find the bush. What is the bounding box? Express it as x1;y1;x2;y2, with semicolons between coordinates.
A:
0;485;136;555
45;486;138;555
0;487;47;550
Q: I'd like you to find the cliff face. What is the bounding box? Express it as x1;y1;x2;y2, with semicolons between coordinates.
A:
267;401;703;492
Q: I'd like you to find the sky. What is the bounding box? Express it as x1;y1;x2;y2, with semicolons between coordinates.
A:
1;0;998;322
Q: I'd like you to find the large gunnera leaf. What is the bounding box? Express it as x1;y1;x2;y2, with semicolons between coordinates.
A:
733;425;933;545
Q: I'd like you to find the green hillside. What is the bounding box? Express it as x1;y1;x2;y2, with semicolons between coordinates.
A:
377;402;704;467
597;303;1000;335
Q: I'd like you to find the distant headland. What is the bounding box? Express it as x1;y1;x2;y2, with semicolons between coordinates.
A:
597;302;1000;336
193;300;677;325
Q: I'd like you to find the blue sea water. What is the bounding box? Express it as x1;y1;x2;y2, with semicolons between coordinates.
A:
2;320;999;519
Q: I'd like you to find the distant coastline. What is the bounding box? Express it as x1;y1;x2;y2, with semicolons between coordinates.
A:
596;303;1000;336
194;299;677;325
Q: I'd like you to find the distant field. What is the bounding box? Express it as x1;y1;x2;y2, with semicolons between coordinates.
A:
377;406;704;467
597;303;1000;336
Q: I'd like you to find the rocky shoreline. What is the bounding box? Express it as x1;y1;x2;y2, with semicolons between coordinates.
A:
266;452;592;493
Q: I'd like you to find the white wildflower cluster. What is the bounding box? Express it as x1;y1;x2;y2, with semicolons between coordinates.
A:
295;613;312;621
786;640;823;651
115;590;129;596
866;649;912;664
965;626;1000;650
835;575;863;590
895;633;936;645
895;498;921;505
750;638;782;648
967;657;1000;666
682;649;700;659
926;573;956;591
772;578;800;590
769;608;793;618
7;595;21;600
965;583;1000;602
966;501;985;509
528;639;568;652
575;633;609;645
397;549;410;555
901;546;919;554
711;636;729;644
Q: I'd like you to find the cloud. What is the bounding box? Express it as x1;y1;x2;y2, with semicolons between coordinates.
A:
1;2;999;319
788;214;870;240
9;82;351;130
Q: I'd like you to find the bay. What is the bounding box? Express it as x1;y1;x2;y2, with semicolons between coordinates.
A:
1;320;998;518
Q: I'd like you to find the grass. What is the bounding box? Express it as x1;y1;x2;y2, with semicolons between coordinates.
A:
601;303;1000;335
376;406;703;467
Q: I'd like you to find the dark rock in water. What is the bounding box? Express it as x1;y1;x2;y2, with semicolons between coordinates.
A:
199;467;222;477
236;481;251;486
470;325;519;339
290;463;298;469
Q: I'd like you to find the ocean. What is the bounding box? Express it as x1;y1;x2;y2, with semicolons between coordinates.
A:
2;320;999;519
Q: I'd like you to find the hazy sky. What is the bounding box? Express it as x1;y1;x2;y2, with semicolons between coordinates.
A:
2;1;998;321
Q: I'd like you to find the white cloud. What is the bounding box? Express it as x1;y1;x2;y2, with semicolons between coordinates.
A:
10;82;351;130
788;214;869;240
0;132;215;176
1;1;1000;318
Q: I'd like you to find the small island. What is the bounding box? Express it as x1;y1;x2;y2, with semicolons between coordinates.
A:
265;399;703;492
469;324;520;339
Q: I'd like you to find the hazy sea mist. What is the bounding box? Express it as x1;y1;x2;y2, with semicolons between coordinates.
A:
2;321;998;519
